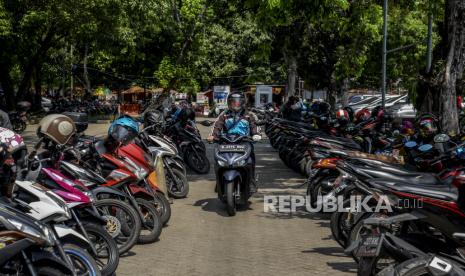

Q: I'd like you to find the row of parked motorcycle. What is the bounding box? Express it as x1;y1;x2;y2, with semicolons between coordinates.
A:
0;109;209;275
265;104;465;275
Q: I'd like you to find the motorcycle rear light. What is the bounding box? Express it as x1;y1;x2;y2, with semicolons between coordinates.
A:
314;158;339;169
147;172;158;188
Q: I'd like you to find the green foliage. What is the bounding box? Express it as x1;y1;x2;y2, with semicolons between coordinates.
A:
0;0;453;107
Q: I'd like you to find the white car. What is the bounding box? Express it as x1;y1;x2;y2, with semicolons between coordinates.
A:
41;97;52;112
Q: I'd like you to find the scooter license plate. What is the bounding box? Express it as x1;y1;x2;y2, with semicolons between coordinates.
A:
355;235;383;257
218;145;246;153
334;183;347;194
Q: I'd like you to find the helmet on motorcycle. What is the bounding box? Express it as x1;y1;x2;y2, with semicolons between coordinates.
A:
144;111;164;127
108;115;139;144
0;127;26;163
227;92;245;113
343;106;354;122
179;107;195;123
371;106;383;118
355;108;371;123
335;109;349;126
144;110;164;131
401;120;415;136
38;114;76;145
418;118;438;139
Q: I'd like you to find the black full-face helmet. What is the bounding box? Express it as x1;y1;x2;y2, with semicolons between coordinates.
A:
227;92;245;113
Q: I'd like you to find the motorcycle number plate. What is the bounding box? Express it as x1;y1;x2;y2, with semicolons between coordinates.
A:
218;145;246;153
334;183;347;194
355;235;383;257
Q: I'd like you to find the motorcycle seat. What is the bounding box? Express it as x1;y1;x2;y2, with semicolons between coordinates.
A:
94;140;108;155
314;137;361;150
367;178;458;202
347;162;440;185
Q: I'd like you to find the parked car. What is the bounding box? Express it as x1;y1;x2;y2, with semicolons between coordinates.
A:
41;97;52;112
390;103;416;119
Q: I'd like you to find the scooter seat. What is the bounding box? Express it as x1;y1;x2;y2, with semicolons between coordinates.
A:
347;162;440;186
368;178;458;202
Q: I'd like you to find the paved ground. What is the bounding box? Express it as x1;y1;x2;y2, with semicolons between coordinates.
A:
23;121;356;276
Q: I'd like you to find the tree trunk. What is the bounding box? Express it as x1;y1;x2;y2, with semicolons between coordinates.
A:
33;65;42;111
286;55;297;99
338;78;350;107
83;44;91;95
327;72;337;108
0;63;15;111
439;0;465;134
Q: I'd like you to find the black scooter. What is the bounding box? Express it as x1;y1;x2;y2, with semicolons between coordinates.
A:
213;134;255;216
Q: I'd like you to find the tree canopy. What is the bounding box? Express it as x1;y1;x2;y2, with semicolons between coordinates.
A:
0;0;463;132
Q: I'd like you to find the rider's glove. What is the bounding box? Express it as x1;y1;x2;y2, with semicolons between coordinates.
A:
252;135;261;142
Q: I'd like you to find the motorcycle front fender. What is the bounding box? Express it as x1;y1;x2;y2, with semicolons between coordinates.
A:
383;232;427;259
30;250;73;274
165;156;186;172
0;238;34;267
92;186;128;200
54;225;91;250
79;206;107;225
129;183;155;200
222;170;241;182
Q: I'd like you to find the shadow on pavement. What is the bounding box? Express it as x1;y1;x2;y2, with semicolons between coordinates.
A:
193;198;230;217
326;261;357;273
193;198;253;217
302;246;347;257
119;251;137;258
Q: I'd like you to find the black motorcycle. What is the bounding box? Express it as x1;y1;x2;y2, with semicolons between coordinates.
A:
8;101;30;133
213;134;255;216
167;120;210;174
0;201;74;275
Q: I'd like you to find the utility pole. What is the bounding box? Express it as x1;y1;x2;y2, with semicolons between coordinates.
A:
70;45;74;96
381;0;388;109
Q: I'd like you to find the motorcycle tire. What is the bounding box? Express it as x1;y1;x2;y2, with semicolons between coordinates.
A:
185;149;210;174
167;167;189;199
136;198;163;244
63;243;101;276
225;180;236;216
376;256;460;276
94;199;141;254
152;192;172;226
310;175;338;209
36;266;68;276
330;199;352;247
84;223;120;276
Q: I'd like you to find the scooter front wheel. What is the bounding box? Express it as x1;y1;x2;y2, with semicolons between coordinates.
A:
225;181;236;216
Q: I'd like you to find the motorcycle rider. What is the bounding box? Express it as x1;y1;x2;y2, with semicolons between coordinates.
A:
207;92;261;192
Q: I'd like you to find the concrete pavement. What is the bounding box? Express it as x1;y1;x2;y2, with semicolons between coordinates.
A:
22;121;356;275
